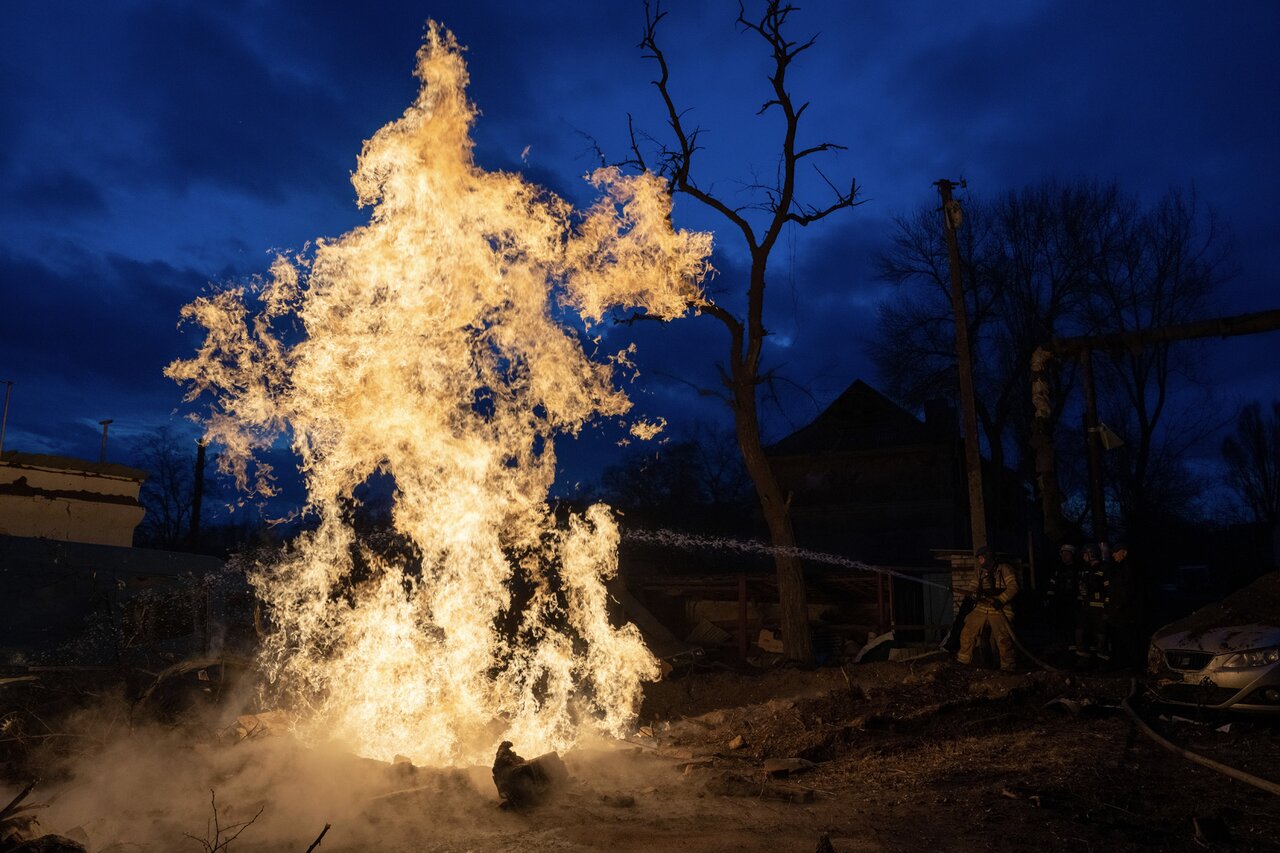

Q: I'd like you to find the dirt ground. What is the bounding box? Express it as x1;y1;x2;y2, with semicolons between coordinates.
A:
3;658;1279;852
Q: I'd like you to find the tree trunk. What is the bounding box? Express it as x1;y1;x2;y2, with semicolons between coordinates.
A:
1030;347;1068;543
733;382;813;664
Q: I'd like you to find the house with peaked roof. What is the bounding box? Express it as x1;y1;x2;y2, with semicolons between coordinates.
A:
627;380;1028;657
767;380;1027;566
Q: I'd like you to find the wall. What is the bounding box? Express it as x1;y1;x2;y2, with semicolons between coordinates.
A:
0;453;147;547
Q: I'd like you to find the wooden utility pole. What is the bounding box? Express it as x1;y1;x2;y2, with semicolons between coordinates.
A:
1078;348;1108;542
1031;307;1280;542
936;179;988;551
98;419;113;464
0;380;13;455
189;438;207;550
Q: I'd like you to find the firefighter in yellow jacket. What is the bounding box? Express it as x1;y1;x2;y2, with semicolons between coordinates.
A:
956;545;1020;672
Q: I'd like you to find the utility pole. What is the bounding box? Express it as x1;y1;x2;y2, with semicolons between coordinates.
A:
98;419;113;464
0;380;13;455
1079;349;1108;543
189;438;207;550
1032;308;1280;543
935;179;988;551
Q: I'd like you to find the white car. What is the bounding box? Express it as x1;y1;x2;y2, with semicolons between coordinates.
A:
1147;571;1280;713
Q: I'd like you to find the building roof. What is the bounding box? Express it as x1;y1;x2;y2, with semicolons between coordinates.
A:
0;451;147;481
767;380;945;457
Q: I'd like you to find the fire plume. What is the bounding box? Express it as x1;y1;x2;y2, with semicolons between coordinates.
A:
166;23;711;765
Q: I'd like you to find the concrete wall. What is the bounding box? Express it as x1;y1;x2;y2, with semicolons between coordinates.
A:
0;453;147;547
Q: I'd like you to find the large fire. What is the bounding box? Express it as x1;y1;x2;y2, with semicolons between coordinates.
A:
166;23;712;766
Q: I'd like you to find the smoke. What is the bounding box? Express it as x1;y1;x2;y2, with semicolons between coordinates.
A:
15;705;695;852
164;22;712;766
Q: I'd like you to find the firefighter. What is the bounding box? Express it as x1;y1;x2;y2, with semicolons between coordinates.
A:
956;545;1020;672
1074;544;1110;663
1044;543;1078;651
1106;540;1141;668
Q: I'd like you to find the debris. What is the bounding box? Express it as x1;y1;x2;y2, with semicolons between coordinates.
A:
678;758;716;774
854;631;896;663
703;771;814;803
1215;723;1232;734
814;832;837;853
763;757;816;778
1;781;45;848
233;710;293;740
689;709;727;727
999;785;1043;807
305;823;332;853
1043;696;1105;717
1044;697;1082;715
686;620;732;646
1192;815;1231;844
491;741;568;809
727;734;746;750
600;794;635;808
887;646;936;662
757;629;785;654
7;835;87;852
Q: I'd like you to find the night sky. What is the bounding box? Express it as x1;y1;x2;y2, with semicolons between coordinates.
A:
3;1;1278;509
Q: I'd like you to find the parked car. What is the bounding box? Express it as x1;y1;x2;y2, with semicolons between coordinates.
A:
1147;570;1280;713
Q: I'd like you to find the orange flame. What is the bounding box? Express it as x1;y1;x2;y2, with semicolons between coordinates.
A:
167;23;711;765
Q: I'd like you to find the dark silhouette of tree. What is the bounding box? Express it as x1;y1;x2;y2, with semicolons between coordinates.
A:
873;182;1113;540
1222;401;1280;526
873;181;1228;542
626;1;861;662
600;426;751;515
130;426;211;549
1087;190;1228;537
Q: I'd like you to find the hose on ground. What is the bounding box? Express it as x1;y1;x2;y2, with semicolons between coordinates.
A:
974;612;1279;797
1121;679;1280;798
976;608;1062;673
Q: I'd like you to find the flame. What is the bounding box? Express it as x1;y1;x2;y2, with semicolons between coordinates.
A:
166;23;711;765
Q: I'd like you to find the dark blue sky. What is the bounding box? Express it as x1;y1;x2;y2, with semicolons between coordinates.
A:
2;1;1278;505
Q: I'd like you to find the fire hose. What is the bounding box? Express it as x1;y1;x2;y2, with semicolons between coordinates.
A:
982;606;1062;673
1122;680;1280;798
983;609;1280;797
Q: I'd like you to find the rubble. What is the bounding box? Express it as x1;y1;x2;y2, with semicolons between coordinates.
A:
5;837;85;853
756;629;784;654
230;710;293;740
763;758;816;778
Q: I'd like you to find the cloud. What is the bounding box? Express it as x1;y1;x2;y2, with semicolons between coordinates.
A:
9;169;108;218
100;4;360;202
0;247;211;457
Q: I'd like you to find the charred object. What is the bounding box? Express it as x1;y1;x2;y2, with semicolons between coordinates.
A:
491;741;567;809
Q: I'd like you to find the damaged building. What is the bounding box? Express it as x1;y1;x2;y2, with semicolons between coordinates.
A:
0;450;230;671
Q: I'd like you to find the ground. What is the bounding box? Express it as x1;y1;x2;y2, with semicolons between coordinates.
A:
3;658;1279;852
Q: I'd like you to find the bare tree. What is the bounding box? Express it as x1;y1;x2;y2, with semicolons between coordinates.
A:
627;2;861;662
873;182;1111;540
600;425;750;512
1088;189;1228;537
1222;401;1280;526
130;426;210;549
873;182;1228;543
